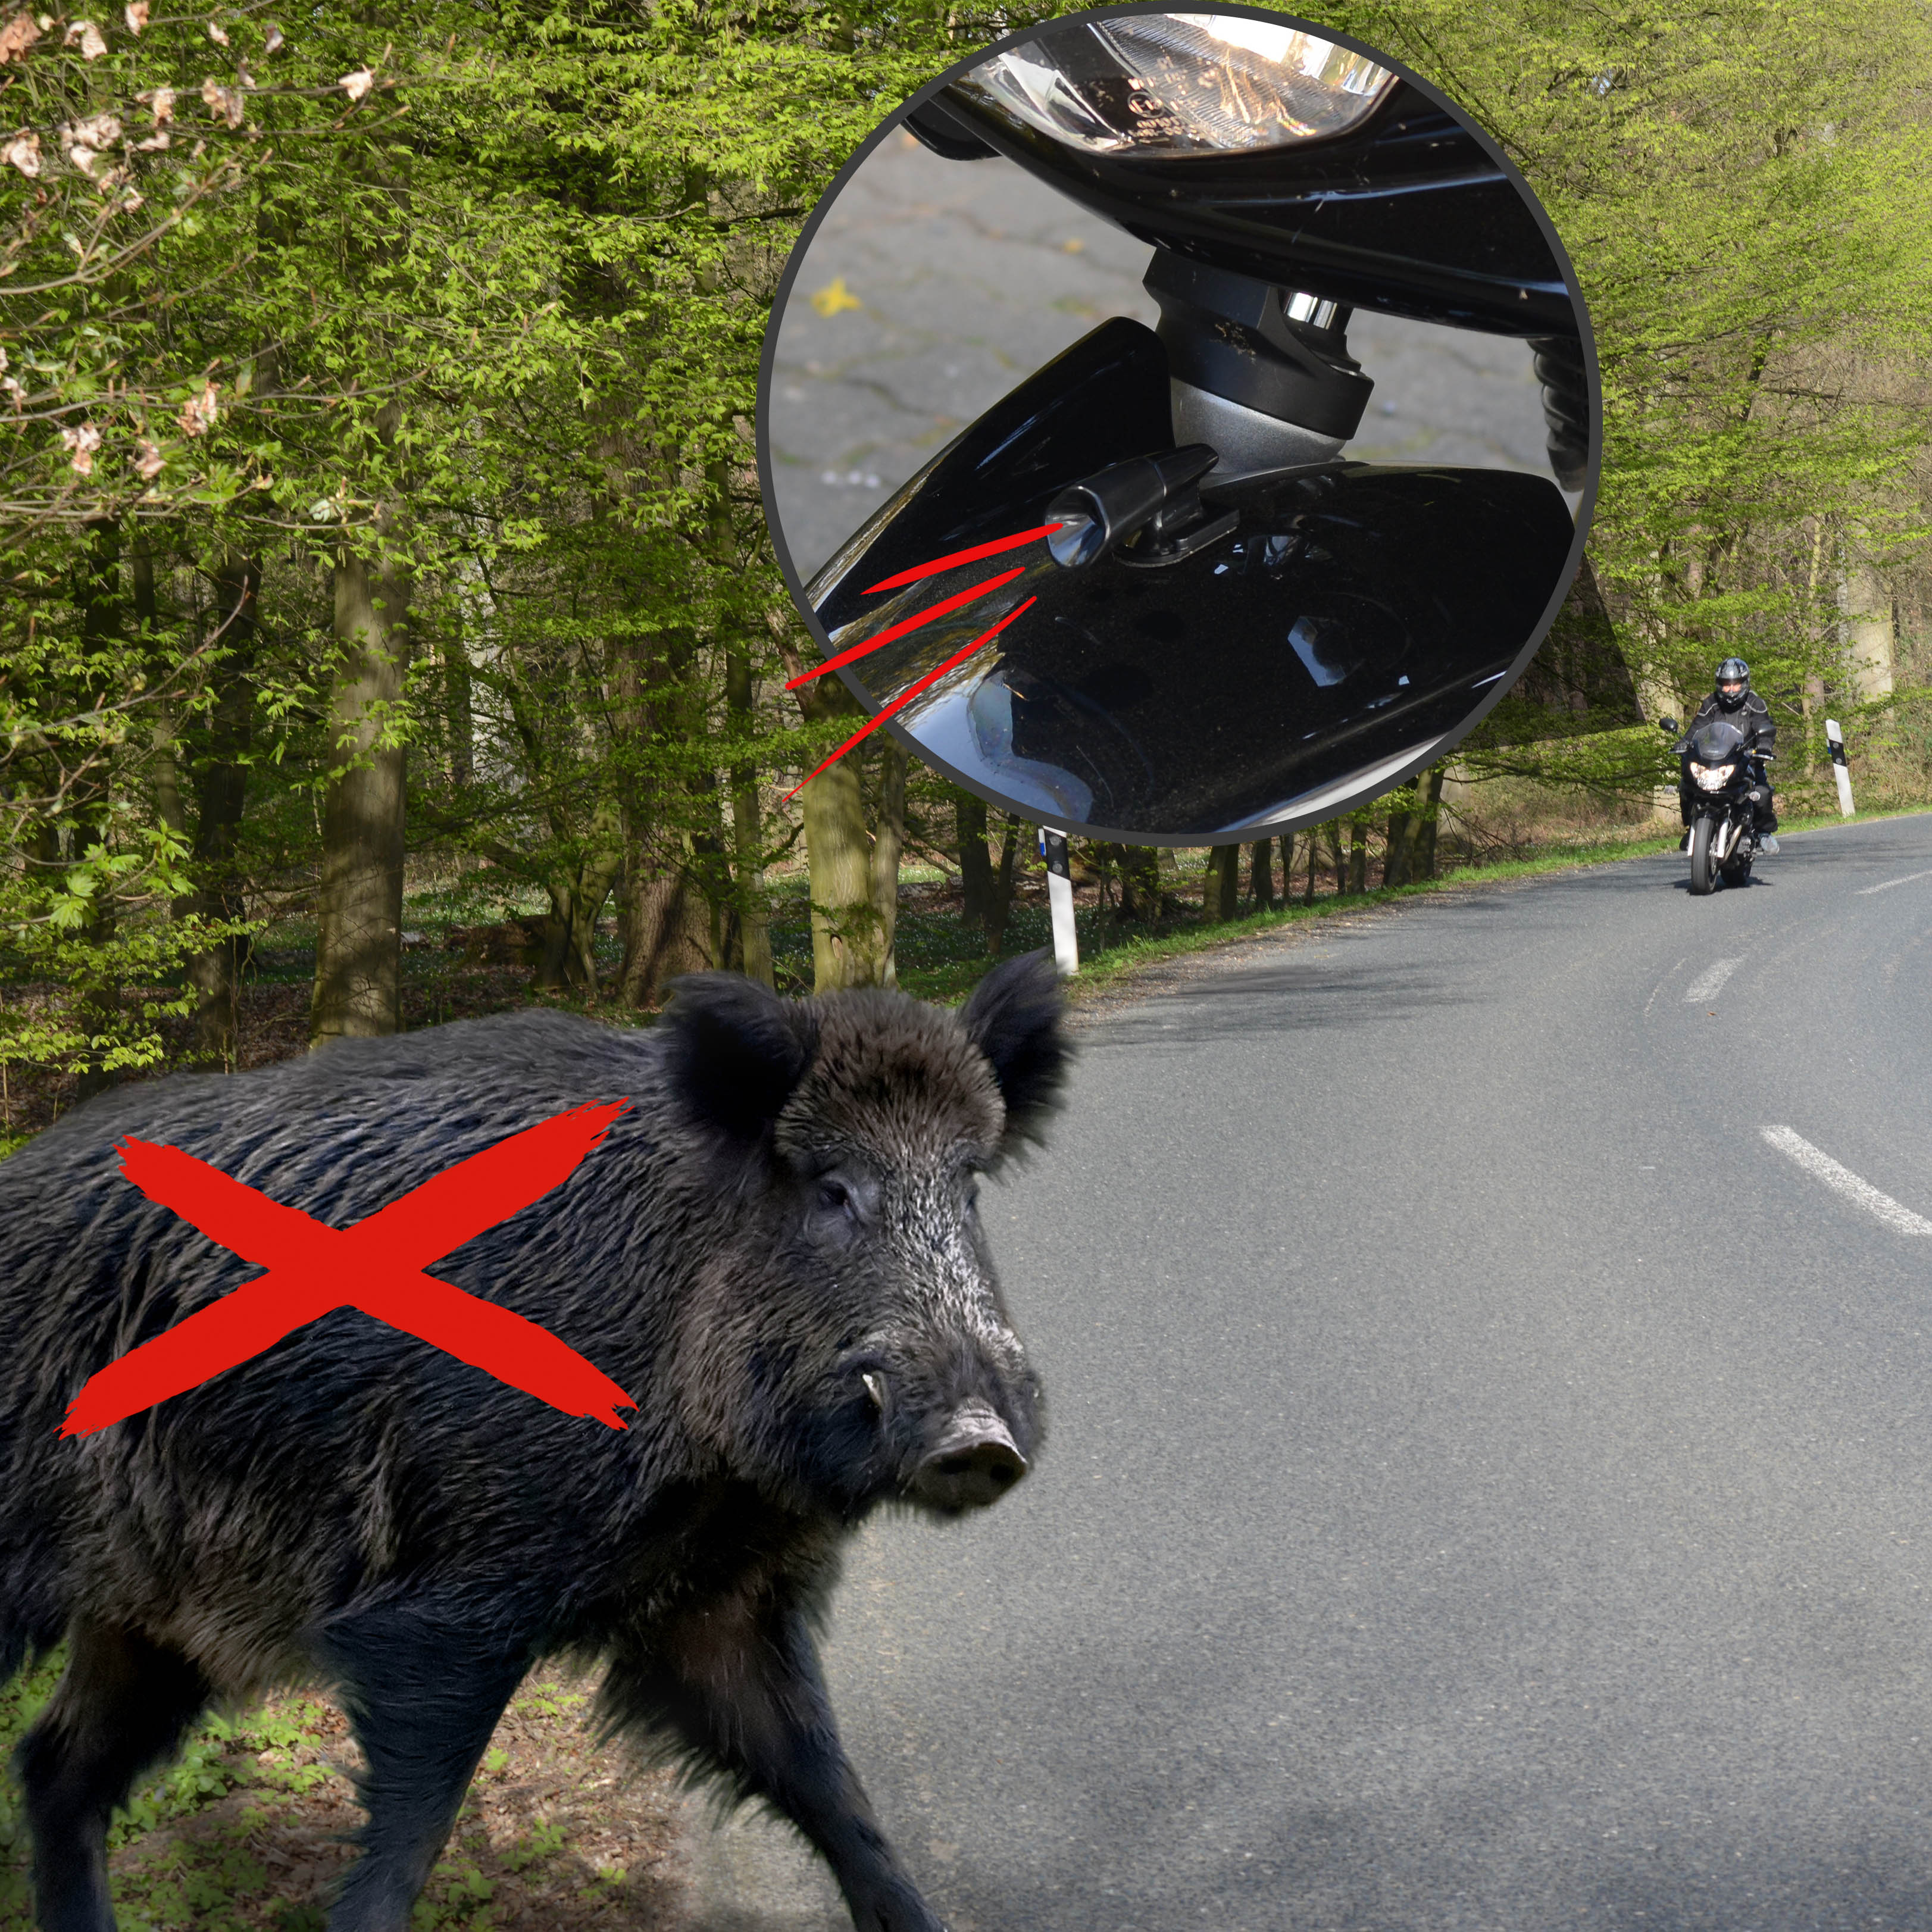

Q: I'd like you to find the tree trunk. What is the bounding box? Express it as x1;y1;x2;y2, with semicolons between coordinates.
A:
136;537;187;845
1348;816;1368;893
185;548;259;1064
1302;830;1315;906
1415;765;1447;879
311;544;410;1045
869;736;908;990
986;817;1020;953
957;790;995;931
70;520;121;1098
1384;787;1420;888
1203;844;1240;922
445;629;474;790
1248;838;1276;911
615;858;711;1002
795;674;887;991
1104;842;1161;921
727;646;774;989
611;620;705;1009
1324;820;1345;895
1278;834;1296;906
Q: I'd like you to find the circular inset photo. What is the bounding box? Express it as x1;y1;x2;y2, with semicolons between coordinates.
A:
757;5;1599;842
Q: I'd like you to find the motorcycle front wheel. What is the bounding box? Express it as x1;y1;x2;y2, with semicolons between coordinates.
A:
1689;814;1717;895
1720;850;1753;887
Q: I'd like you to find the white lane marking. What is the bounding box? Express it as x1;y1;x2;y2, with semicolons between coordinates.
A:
1858;868;1932;895
1761;1126;1932;1237
1684;957;1745;1003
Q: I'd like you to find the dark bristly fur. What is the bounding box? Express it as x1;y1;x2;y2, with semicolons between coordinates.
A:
0;951;1070;1932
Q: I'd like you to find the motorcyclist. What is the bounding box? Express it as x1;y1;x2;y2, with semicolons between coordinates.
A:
1678;656;1778;855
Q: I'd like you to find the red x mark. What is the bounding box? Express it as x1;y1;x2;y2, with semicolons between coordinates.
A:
60;1101;638;1440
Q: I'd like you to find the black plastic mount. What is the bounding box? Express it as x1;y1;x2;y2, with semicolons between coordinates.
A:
1143;249;1375;442
1046;443;1236;571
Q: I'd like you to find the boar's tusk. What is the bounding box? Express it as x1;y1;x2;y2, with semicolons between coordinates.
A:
861;1371;886;1414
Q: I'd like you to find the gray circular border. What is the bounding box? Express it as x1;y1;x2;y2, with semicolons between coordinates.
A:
753;2;1603;847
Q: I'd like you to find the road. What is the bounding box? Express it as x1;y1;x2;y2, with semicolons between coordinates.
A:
764;130;1560;582
685;811;1932;1932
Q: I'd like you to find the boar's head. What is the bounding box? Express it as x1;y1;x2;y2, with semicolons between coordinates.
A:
661;951;1068;1523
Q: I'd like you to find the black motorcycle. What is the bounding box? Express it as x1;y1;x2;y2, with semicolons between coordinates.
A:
770;10;1598;840
1660;715;1772;894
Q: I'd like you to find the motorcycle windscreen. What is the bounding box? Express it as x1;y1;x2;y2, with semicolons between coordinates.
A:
1690;720;1747;764
807;318;1577;839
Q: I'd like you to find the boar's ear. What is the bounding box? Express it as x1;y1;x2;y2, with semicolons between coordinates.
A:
661;974;818;1153
961;949;1071;1154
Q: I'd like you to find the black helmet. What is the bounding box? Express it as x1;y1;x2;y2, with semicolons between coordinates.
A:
1714;657;1750;710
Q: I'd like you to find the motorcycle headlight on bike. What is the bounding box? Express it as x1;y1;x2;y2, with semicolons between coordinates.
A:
1690;761;1736;792
950;15;1399;157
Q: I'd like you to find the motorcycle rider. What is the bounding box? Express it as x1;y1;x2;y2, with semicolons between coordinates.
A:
1679;656;1778;856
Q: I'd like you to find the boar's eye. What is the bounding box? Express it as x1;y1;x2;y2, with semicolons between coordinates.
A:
816;1177;857;1219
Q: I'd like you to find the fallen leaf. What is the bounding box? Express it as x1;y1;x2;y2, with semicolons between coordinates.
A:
809;276;862;317
60;423;102;475
205;15;226;42
134;129;169;151
69;112;121;148
339;65;373;101
133;436;164;479
143;85;174;124
3;131;40;177
262;20;281;52
123;0;145;30
2;375;23;409
0;10;39;59
62;17;105;57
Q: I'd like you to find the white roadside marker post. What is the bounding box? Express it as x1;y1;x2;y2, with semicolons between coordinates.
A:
1825;717;1855;817
1040;827;1078;976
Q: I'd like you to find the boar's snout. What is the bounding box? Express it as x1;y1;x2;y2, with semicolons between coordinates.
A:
914;1400;1028;1512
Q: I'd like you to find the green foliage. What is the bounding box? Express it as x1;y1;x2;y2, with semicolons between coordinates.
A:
1297;0;1932;765
0;1647;345;1928
6;0;1929;1057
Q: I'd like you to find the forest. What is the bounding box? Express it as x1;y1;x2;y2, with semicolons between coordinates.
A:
2;0;1930;1141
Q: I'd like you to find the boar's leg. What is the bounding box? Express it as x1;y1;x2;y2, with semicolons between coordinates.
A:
314;1607;527;1932
614;1584;946;1932
16;1618;212;1932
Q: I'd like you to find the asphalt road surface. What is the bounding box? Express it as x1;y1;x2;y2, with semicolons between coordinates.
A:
764;131;1561;582
687;811;1932;1932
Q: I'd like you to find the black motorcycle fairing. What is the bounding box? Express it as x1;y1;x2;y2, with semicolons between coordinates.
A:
808;316;1172;625
1687;719;1748;768
935;77;1576;337
822;458;1576;837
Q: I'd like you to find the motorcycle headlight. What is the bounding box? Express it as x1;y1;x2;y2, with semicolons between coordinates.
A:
951;14;1399;158
1690;761;1734;792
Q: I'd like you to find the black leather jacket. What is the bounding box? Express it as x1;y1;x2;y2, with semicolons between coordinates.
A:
1677;692;1777;773
1684;690;1776;765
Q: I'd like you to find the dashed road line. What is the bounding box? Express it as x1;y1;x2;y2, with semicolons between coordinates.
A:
1858;868;1932;895
1761;1126;1932;1237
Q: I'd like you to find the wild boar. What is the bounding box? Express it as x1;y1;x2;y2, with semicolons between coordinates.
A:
0;952;1070;1932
